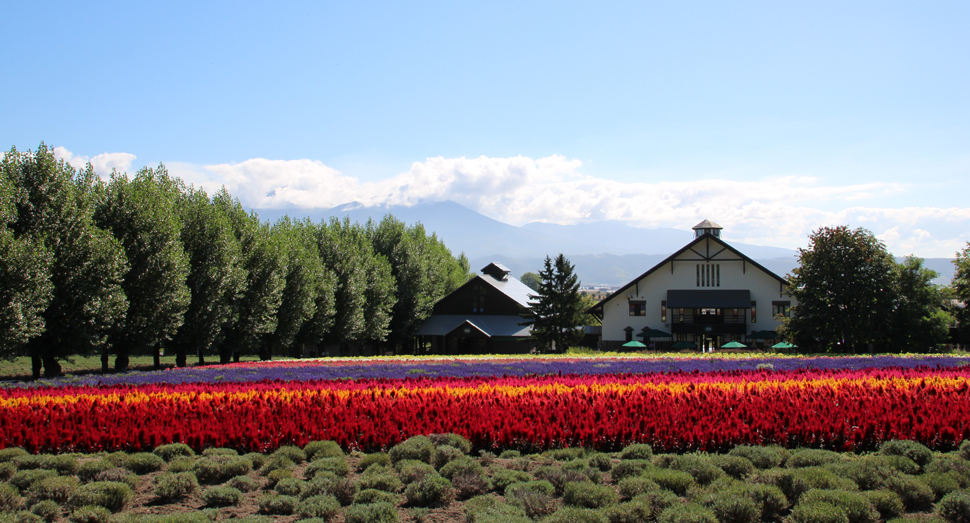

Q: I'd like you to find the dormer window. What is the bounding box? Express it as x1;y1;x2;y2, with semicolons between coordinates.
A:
692;219;723;238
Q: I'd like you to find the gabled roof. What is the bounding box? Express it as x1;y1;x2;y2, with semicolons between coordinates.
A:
478;272;535;309
587;234;787;314
415;315;532;337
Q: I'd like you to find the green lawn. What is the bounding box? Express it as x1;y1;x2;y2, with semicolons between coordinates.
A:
0;354;264;381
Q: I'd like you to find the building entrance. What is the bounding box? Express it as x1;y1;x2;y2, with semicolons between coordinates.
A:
697;335;720;353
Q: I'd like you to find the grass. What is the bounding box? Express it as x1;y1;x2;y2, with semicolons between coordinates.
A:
0;354;265;381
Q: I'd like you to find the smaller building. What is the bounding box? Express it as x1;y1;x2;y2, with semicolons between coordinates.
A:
415;262;536;354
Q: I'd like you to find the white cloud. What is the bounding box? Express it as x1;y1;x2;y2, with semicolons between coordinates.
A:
53;147;136;177
57;149;970;258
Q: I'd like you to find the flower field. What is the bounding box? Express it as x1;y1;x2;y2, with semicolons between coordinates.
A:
2;355;970;455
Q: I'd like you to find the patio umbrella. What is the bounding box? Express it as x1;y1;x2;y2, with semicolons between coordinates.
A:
622;340;647;348
748;330;778;340
772;341;797;349
720;341;747;349
671;341;697;349
637;328;672;338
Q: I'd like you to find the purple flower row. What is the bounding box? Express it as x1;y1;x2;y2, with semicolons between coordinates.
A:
11;354;970;389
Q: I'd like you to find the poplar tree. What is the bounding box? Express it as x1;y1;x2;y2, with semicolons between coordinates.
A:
890;256;950;351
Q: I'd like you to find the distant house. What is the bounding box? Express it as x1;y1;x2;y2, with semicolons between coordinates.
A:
415;262;537;354
588;220;795;352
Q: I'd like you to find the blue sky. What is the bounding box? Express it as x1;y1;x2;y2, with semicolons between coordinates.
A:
3;1;968;256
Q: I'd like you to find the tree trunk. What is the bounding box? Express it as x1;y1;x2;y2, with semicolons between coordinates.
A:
31;353;42;380
153;347;161;369
176;347;187;368
101;348;109;373
114;353;129;372
42;355;61;377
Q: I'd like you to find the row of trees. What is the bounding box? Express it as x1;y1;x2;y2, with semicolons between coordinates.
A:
784;226;956;353
0;144;473;377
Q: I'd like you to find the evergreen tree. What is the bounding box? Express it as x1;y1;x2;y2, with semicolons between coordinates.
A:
3;144;128;377
94;165;191;371
785;226;897;353
891;256;951;352
522;254;584;353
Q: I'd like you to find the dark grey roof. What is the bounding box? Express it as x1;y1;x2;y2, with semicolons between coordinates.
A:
667;290;751;308
479;273;535;308
692;219;723;230
414;315;532;337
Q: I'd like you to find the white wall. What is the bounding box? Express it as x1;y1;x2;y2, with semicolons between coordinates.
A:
601;237;795;341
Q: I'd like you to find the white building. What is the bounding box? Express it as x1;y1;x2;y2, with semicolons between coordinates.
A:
588;220;795;351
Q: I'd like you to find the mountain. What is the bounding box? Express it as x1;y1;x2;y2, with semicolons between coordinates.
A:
254;201;955;286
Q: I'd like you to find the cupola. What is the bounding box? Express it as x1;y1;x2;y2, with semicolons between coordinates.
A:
692;219;723;239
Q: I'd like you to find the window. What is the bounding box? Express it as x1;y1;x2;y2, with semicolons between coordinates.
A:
696;264;721;287
772;301;791;318
696;265;700;286
716;265;720;286
678;308;685;323
471;286;486;313
751;301;757;323
661;300;667;323
629;300;646;316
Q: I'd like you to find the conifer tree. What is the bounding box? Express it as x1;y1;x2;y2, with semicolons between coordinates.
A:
522;254;584;353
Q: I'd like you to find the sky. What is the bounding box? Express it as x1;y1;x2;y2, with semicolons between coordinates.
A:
3;1;968;257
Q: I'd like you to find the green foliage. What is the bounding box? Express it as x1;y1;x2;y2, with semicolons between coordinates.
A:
0;448;29;463
439;457;484;480
618;443;653;461
226;474;258;493
601;499;653;523
344;502;400;523
92;468;139;489
193;456;252;484
864;490;904;521
359;465;404;493
587;453;612;472
785;225;898;353
892;257;952;351
489;466;532;494
960;441;970;461
304;440;345;461
506;488;559;519
68;481;133;512
0;462;14;481
151;443;195;462
152;472;198;501
257;493;298;515
451;468;492;499
432;445;466;470
704;494;762;523
787;449;842;468
610;459;656;481
499;450;521;459
26;475;80;504
617;476;660;499
297;494;341;519
522;254;585;352
924;472;964;500
307;457;350;478
201;447;237;457
356;488;400;505
28;499;60;523
880;439;934;468
274;477;307;497
404;473;454;507
397;460;436;484
9;469;58;492
657;503;718;523
14;453;78;475
883;473;936;511
713;455;755;479
119;452;165;474
562;481;618;508
359;452;392;472
0;482;25;512
667;454;724;485
937;490;970;523
549;447;586;461
799;489;879;523
389;436;436;465
271;445;307;464
68;505;111;523
789;501;850;523
201;486;243;507
643;468;696;496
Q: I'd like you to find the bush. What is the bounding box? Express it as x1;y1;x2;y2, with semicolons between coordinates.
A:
0;462;15;481
0;483;25;512
549;447;586;461
729;445;785;469
926;472;965;500
14;454;79;475
789;501;849;523
499;450;521;459
27;475;80;504
0;512;44;523
836;458;899;490
432;445;466;470
0;447;29;463
404;473;454;507
244;452;268;470
507;480;556;498
643;468;695;496
601;499;653;523
799;489;879;523
617;476;659;499
166;456;196;473
202;447;238;457
713;455;755;479
657;503;718;523
587;453;612;472
756;467;857;504
937;490;970;523
9;469;58;492
297;494;341;519
152;443;195;462
787;449;842;469
226;474;258;493
534;466;590;496
960;441;970;461
490;466;532;494
360;465;404;493
358;452;392;472
68;481;133;512
610;459;655;481
563;481;618;508
430;433;472;455
398;460;437;484
344;502;400;523
77;460;114;483
864;490;903;521
883;473;935;511
304;440;345;461
440;458;484;480
201;486;242;506
92;468;139;489
119;453;165;475
668;454;724;485
305;473;358;506
153;472;199;501
29;499;60;523
453;471;491;499
274;477;306;497
880;439;934;468
356;489;400;505
707;495;761;523
265;467;293;488
389;436;436;465
260;455;295;476
68;505;111;523
257;493;298;515
619;444;653;461
271;445;307;464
